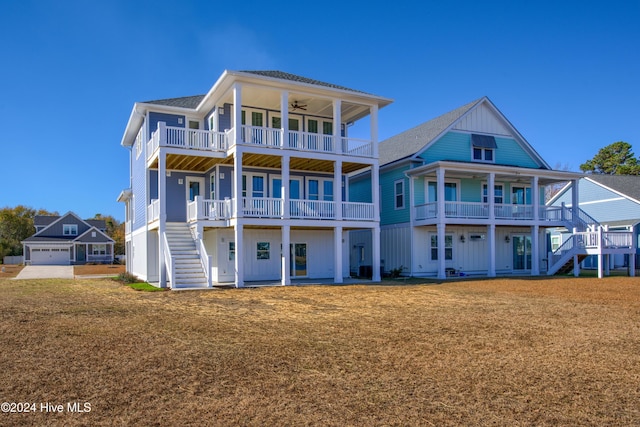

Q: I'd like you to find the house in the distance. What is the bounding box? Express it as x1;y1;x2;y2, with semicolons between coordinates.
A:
22;212;115;265
118;70;391;288
350;97;634;279
548;174;640;273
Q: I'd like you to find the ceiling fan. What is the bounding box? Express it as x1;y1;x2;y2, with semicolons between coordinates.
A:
290;101;308;111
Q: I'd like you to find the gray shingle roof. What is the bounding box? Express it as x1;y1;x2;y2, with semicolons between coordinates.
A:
240;70;373;96
143;95;205;109
586;174;640;202
378;98;482;166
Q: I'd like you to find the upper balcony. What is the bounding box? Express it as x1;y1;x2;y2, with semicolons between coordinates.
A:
146;122;376;164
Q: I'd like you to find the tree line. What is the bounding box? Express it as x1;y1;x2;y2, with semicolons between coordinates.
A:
0;206;124;260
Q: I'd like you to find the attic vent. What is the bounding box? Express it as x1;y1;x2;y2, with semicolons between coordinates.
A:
471;134;497;148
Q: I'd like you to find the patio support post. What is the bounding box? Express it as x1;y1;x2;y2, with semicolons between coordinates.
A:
370;104;379;158
158;151;167;287
436;168;446;280
281;90;288;148
631;228;637;277
334;226;343;283
333;99;341;154
532;225;540;275
233;83;242;147
488;224;496;277
282;154;290;219
372;225;381;281
409;176;416;276
372;163;380;223
281;225;290;286
488;173;495;220
334;160;342;220
234;223;244;288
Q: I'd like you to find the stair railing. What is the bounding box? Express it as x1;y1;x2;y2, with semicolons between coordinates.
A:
162;232;175;288
197;237;213;288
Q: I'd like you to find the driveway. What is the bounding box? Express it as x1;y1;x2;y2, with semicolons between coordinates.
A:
15;265;75;280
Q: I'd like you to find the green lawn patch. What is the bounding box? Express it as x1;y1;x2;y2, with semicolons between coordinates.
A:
126;282;165;292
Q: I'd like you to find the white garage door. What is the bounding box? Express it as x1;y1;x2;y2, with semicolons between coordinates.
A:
31;248;70;265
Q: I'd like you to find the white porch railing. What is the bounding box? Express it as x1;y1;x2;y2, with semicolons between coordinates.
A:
147;122;376;159
444;201;488;218
342;202;375;220
243;197;283;218
494;204;533;220
162;232;175;288
414;202;585;222
147;199;159;223
187;197;232;221
290;200;335;219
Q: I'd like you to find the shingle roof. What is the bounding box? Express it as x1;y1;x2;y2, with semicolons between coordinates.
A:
143;95;205;109
586;174;640;202
378;98;482;166
240;70;373;95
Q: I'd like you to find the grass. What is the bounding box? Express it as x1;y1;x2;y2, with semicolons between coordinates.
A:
126;282;165;292
1;275;639;425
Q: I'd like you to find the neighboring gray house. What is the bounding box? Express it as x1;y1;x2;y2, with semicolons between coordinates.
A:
22;212;115;265
548;175;640;272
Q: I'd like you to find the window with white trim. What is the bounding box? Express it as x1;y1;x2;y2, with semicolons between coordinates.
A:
257;242;270;260
482;184;504;204
92;244;107;255
63;224;78;236
394;179;405;209
471;134;497;163
307;178;333;201
430;234;453;261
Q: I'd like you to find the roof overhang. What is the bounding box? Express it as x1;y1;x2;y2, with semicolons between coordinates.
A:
117;189;132;202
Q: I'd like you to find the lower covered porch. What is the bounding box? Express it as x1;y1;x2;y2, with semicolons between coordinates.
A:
200;222;381;287
381;223;551;279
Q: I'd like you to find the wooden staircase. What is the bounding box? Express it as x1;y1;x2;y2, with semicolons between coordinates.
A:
554;254;588;275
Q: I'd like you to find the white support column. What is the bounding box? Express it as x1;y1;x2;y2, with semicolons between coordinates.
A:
488;173;495;220
334;160;342;220
573;227;580;277
436;167;446;280
597;226;603;279
333;99;341;154
409;176;416;276
334;226;343;283
281;90;289;148
233;83;242;147
531;225;540;275
437;223;446;279
158;151;167;287
282;154;290;219
631;227;637;277
234;149;243;219
281;225;290;286
234;223;244;288
532;176;539;221
370;104;379;158
372;164;380;223
372;225;381;281
488;224;496;277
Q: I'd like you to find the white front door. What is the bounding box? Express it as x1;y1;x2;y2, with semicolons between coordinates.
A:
290;243;307;278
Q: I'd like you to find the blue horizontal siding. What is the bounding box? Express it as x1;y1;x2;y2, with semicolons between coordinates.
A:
380;166;410;225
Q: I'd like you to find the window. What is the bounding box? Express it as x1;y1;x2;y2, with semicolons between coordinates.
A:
210;173;216;200
307;178;333;201
257;242;270;260
92;244;106;255
471;134;497;163
511;186;531;205
430;234;453;261
229;242;235;261
427;181;458;202
394;179;405;209
551;236;561;252
63;224;78;236
242;174;266;198
482;184;504;204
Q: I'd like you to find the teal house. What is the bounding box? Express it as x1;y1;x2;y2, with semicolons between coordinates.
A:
350;97;632;279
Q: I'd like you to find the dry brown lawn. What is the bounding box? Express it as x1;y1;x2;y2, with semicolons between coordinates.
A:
1;275;639;426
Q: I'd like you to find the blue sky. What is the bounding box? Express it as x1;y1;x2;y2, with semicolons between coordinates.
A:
1;0;638;222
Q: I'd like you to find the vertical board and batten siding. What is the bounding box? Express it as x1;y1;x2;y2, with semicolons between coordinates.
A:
380;224;412;274
203;229;349;282
380;165;411;226
418;132;541;169
452;102;511;136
